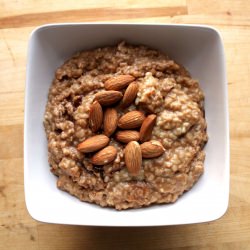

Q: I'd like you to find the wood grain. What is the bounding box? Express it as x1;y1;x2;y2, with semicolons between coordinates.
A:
0;6;187;29
0;0;186;18
187;0;250;15
1;0;250;249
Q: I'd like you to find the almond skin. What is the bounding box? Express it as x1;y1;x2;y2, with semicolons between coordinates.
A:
139;114;157;142
124;141;142;176
121;82;139;108
95;91;123;106
104;75;135;90
118;111;145;129
104;108;118;137
140;140;165;158
77;135;110;153
91;146;117;165
115;130;140;144
89;101;103;132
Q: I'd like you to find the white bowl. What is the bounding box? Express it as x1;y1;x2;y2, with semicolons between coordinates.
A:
24;23;229;226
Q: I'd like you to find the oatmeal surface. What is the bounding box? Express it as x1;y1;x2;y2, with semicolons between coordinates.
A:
44;42;208;210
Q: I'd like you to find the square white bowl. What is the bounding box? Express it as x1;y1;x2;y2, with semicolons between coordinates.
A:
24;23;229;226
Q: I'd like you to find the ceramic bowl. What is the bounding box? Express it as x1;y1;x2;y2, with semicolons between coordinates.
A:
24;23;229;226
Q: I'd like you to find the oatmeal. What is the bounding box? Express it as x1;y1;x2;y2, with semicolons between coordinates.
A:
44;42;207;210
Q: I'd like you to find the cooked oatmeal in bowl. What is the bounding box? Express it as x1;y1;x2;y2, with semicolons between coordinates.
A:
44;41;208;210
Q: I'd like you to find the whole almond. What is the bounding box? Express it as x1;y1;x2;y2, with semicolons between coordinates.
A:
95;91;123;106
104;75;135;90
91;146;117;165
77;135;110;153
121;82;139;108
104;108;118;137
115;130;140;144
124;141;142;176
140;140;165;158
118;111;145;129
139;114;157;142
89;101;103;132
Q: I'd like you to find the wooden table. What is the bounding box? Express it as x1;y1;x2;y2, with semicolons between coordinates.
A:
1;0;250;249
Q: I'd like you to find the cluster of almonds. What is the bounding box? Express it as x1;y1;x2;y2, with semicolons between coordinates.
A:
77;75;165;176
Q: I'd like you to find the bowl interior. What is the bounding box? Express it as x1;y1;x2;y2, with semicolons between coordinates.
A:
25;24;229;226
